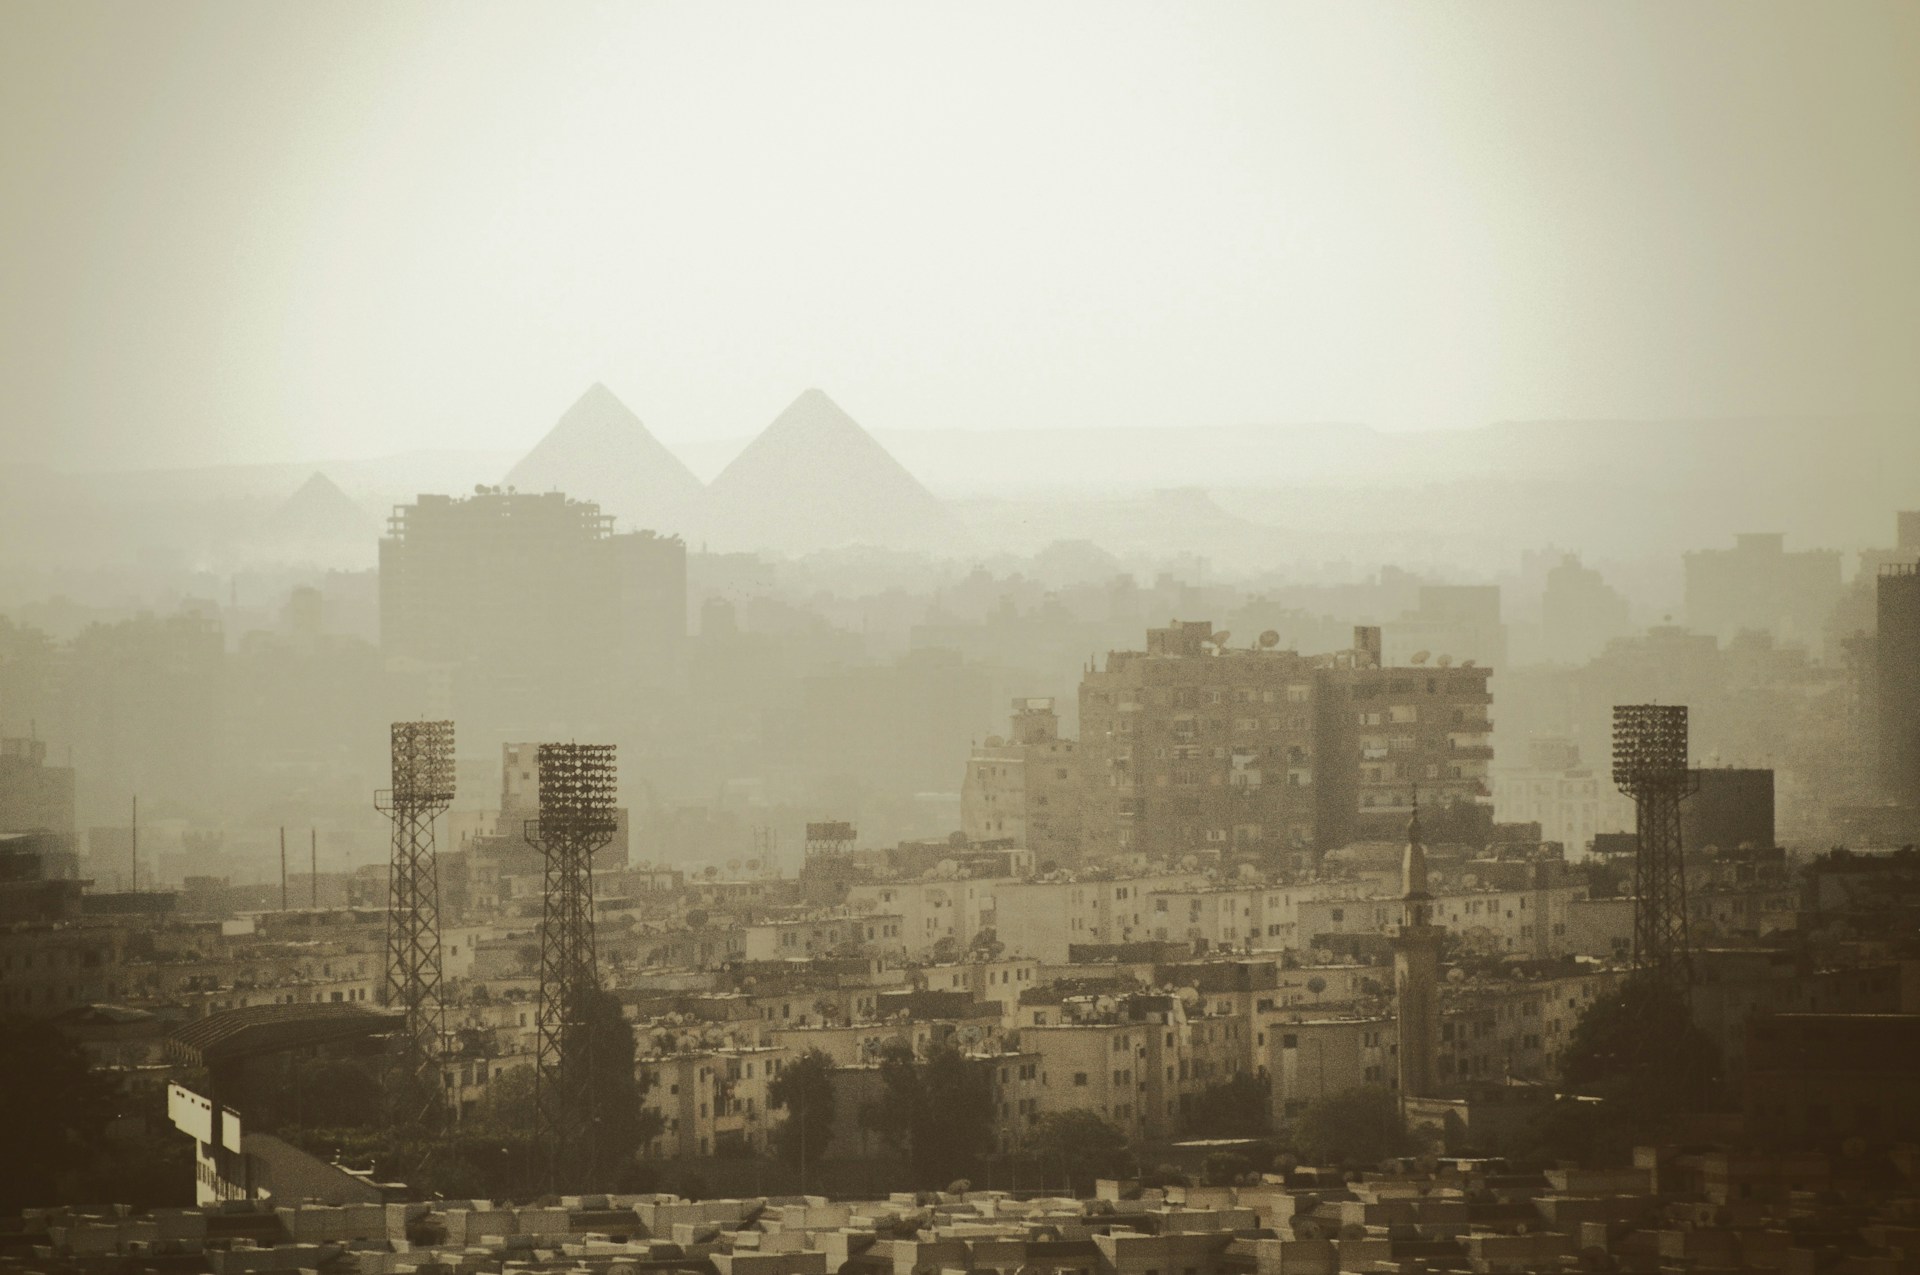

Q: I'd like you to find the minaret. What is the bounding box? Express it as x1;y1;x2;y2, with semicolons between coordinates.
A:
1392;793;1444;1106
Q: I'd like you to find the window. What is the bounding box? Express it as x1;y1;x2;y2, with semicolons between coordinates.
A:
1073;1072;1089;1086
1281;1034;1298;1049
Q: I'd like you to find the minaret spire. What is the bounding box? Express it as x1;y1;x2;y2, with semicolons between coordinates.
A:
1392;782;1442;1106
1402;784;1430;915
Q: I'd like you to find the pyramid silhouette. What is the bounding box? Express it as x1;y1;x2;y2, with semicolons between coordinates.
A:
504;383;706;537
263;472;374;544
706;389;966;554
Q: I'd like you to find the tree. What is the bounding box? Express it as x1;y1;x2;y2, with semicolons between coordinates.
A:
560;986;665;1189
768;1049;836;1168
1289;1086;1416;1166
1027;1110;1131;1194
472;1064;539;1132
1543;973;1721;1160
0;1018;117;1213
866;1041;995;1187
1186;1073;1272;1138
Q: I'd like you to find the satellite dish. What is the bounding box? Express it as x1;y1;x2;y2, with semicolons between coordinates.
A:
1461;873;1478;889
1410;650;1430;665
1462;659;1477;668
727;858;741;872
1212;631;1232;648
1436;655;1453;668
1447;967;1467;983
1176;987;1200;1004
745;858;760;872
1259;630;1281;649
1095;996;1116;1014
1313;948;1335;965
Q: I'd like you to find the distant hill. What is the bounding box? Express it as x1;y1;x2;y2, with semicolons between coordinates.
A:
503;383;706;538
705;389;968;555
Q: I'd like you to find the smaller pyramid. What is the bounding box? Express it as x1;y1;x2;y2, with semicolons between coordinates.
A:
263;472;375;544
706;389;967;555
504;384;706;537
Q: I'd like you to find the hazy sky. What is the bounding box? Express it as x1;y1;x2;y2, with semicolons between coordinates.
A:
3;2;1917;470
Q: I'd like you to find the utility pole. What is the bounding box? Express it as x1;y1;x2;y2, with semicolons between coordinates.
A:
130;795;138;893
279;827;288;912
310;828;318;909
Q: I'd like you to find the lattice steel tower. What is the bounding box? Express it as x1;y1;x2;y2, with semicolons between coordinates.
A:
527;742;618;1189
1612;705;1698;988
375;719;454;1125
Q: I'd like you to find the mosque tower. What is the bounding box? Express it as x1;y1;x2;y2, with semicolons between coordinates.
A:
1392;793;1444;1107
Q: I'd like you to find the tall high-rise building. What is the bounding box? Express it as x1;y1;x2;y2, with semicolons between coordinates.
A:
0;737;75;854
1079;621;1325;862
1878;562;1920;808
1076;622;1494;862
379;488;685;740
1316;627;1495;846
1386;585;1508;670
1540;554;1632;665
960;698;1081;861
1684;532;1842;649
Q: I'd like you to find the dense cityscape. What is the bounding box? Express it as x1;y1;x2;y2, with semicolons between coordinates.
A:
1;398;1918;1269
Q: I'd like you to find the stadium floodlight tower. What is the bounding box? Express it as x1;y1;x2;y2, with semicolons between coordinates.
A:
526;742;618;1190
1612;704;1698;990
375;719;455;1126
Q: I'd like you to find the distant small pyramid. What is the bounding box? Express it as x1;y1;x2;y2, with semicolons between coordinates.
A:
263;472;375;544
705;389;967;555
503;383;706;537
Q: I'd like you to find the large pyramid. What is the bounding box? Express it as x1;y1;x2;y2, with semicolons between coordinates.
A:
705;389;967;555
503;383;707;538
262;472;376;544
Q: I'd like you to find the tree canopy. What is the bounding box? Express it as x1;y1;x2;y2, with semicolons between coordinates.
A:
865;1041;995;1187
768;1048;836;1167
1288;1086;1417;1166
0;1018;120;1213
1027;1110;1132;1194
559;986;664;1190
1531;972;1722;1163
1560;973;1720;1111
1186;1072;1272;1138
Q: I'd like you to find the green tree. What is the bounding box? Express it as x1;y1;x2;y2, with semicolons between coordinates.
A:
1539;972;1721;1161
0;1018;117;1213
1289;1086;1415;1166
471;1063;539;1131
867;1041;995;1187
1186;1072;1271;1138
768;1049;836;1167
562;986;665;1189
1027;1110;1132;1195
